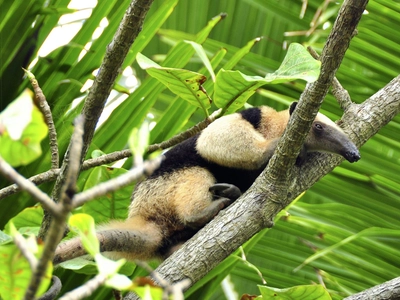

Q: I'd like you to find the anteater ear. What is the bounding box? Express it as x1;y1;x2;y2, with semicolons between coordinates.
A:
289;101;298;115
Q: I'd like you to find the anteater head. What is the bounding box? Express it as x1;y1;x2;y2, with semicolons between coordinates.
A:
290;102;360;163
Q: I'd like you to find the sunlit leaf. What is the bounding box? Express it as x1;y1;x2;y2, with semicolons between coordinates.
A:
185;41;216;81
0;89;48;166
129;121;150;165
0;223;52;299
258;285;331;300
69;214;99;256
136;52;211;113
214;43;320;113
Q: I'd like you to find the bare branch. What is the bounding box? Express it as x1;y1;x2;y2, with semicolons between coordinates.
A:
0;156;60;215
24;116;86;300
343;276;400;300
61;115;85;207
79;0;154;163
0;169;60;200
23;68;59;169
59;274;107;300
307;46;353;110
148;108;222;153
37;276;62;300
13;233;38;271
128;0;372;295
331;77;353;111
72;155;163;208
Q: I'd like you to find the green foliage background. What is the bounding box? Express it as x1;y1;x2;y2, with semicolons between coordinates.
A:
0;0;399;299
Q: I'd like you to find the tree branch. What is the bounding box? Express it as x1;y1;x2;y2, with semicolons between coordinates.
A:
343;276;400;300
72;156;162;208
23;69;59;169
24;116;85;300
0;157;60;215
59;274;107;300
121;0;375;297
141;74;399;300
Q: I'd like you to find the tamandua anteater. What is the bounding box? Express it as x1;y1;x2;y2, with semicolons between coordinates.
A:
54;102;360;263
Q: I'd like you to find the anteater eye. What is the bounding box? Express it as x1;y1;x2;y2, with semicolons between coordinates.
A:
315;123;323;130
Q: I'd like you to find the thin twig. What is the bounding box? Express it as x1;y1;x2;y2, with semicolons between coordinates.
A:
24;116;86;300
307;46;353;110
0;169;60;200
72;155;163;208
37;276;62;300
59;274;107;300
148;108;222;153
61;115;85;207
13;232;38;271
23;68;59;169
0;156;60;215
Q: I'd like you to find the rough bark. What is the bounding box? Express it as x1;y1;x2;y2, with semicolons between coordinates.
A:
344;277;400;300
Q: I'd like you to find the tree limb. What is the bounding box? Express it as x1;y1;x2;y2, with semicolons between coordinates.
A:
24;69;59;169
24;116;85;300
122;0;378;298
141;73;399;300
343;276;400;300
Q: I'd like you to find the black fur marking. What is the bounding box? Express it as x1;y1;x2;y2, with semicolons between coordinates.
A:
239;107;262;129
150;135;266;192
149;135;206;178
289;101;298;115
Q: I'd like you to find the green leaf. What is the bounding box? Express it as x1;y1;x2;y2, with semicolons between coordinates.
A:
58;257;99;275
58;257;136;276
3;206;44;235
268;43;321;82
94;254;133;290
0;223;52;299
129;121;150;165
68;213;99;256
0;89;48;166
0;230;12;245
258;285;332;300
214;43;321;113
136;52;211;114
133;285;163;300
185;41;216;81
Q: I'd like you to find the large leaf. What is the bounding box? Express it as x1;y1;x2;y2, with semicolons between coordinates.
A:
258;285;331;300
214;43;320;113
0;90;48;166
136;53;211;113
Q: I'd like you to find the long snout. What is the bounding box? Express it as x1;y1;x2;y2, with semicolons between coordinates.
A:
339;139;361;163
341;147;361;162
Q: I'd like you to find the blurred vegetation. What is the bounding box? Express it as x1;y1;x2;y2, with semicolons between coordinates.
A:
0;0;399;299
